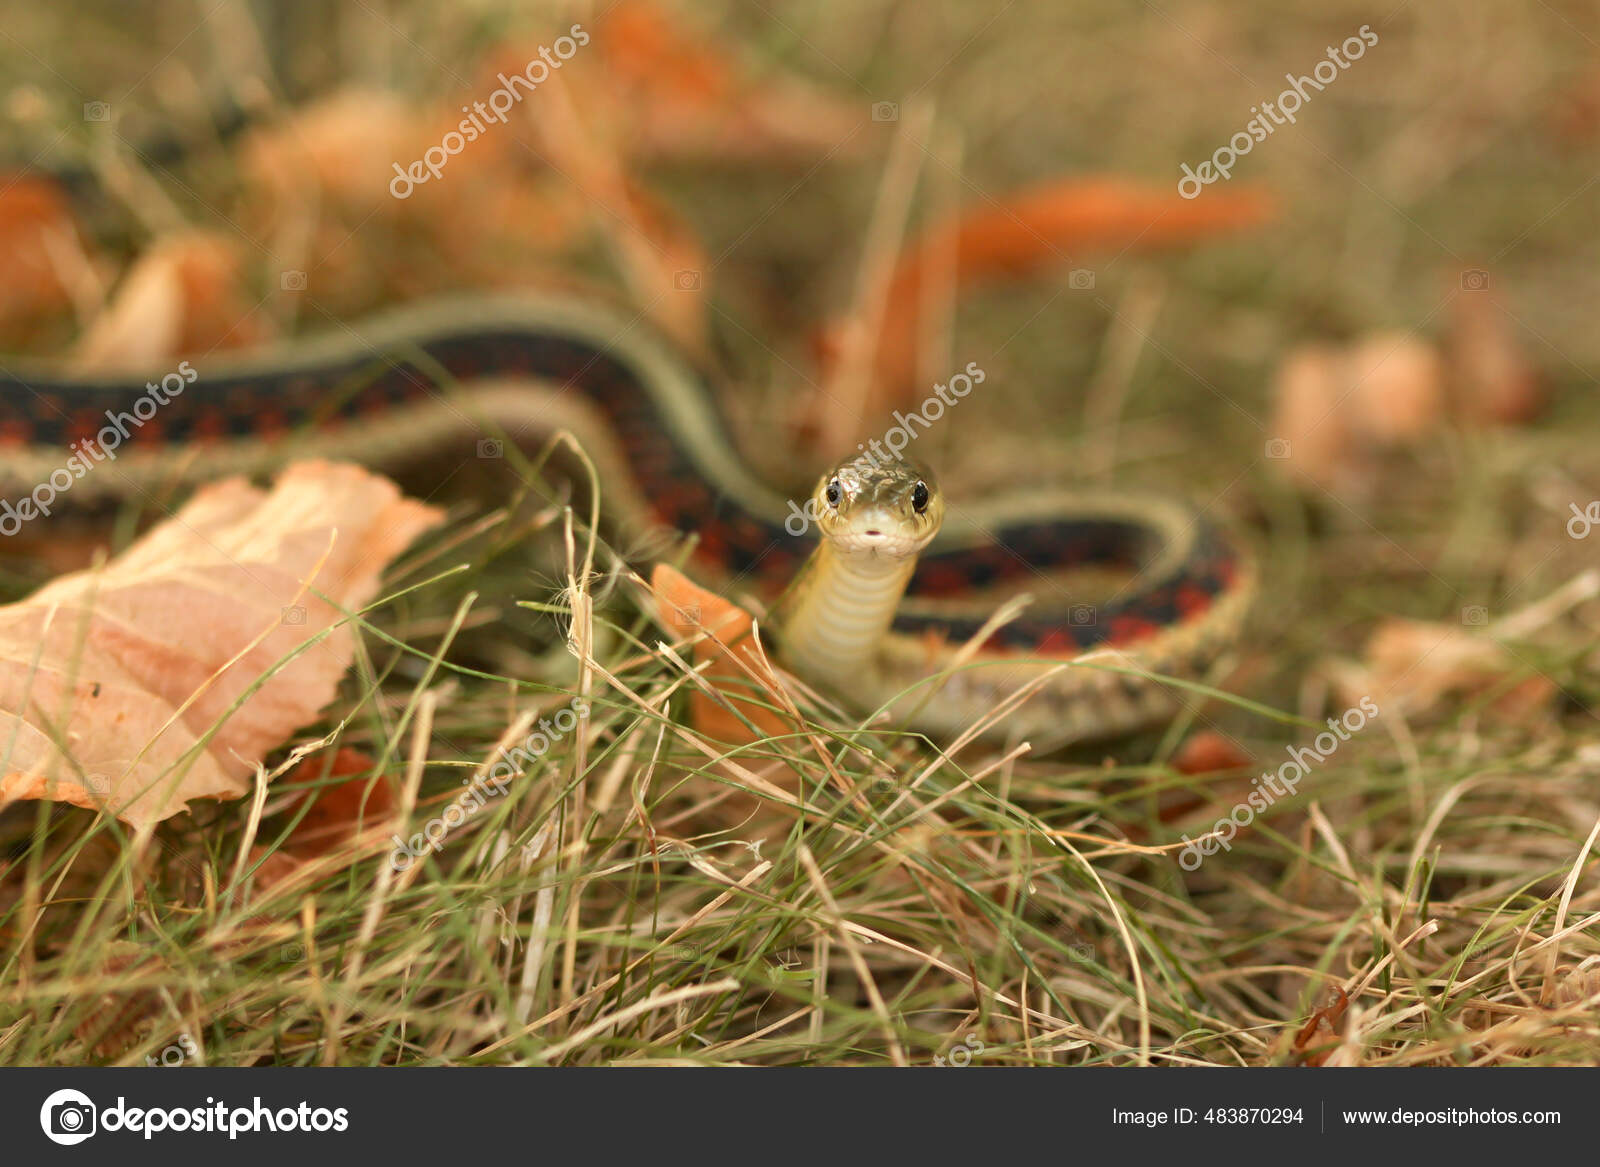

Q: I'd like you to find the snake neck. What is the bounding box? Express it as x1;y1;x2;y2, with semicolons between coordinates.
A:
775;540;920;692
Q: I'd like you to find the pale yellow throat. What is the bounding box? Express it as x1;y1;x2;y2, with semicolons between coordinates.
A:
775;539;920;692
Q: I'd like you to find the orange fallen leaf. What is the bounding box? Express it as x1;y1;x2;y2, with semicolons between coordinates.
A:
239;87;589;314
816;178;1276;412
233;11;847;330
235;89;423;312
236;82;647;319
240;89;429;218
72;231;275;369
1266;341;1361;491
581;0;864;162
1269;330;1446;494
1172;731;1254;776
1145;732;1260;830
1358;618;1557;726
0;461;443;827
0;173;94;348
1347;330;1447;444
275;748;395;849
652;563;797;745
1291;986;1349;1066
1269;304;1543;496
240;86;555;232
248;747;395;891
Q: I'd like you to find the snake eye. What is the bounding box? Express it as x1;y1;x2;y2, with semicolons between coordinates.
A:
825;478;842;507
911;481;930;514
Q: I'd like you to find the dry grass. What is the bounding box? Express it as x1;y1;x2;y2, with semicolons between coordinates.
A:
1;0;1598;1066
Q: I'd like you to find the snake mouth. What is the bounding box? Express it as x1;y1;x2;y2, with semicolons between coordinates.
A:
830;522;929;561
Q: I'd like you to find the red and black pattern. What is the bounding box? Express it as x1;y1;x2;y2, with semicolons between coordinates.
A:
903;519;1240;653
1;317;1243;655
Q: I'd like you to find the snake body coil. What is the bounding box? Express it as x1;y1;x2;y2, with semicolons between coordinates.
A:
0;293;1254;743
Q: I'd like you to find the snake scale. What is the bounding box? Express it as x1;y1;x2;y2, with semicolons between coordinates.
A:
0;293;1255;744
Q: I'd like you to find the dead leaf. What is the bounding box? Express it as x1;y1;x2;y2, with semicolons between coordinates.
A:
248;748;395;891
239;87;586;313
0;461;443;827
0;173;95;347
275;748;395;850
1347;330;1447;444
1172;731;1253;776
581;0;864;162
1267;342;1361;490
73;244;183;368
652;563;797;744
1269;330;1446;493
1269;304;1543;496
1291;985;1349;1066
1359;618;1557;725
1141;732;1259;831
240;89;427;216
72;231;274;369
233;13;838;329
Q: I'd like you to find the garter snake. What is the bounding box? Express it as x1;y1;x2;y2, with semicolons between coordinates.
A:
0;292;1255;743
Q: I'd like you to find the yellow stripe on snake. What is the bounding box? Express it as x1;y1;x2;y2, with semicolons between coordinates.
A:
0;293;1255;744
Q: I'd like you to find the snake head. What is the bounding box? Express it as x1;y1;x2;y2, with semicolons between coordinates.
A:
810;456;944;561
